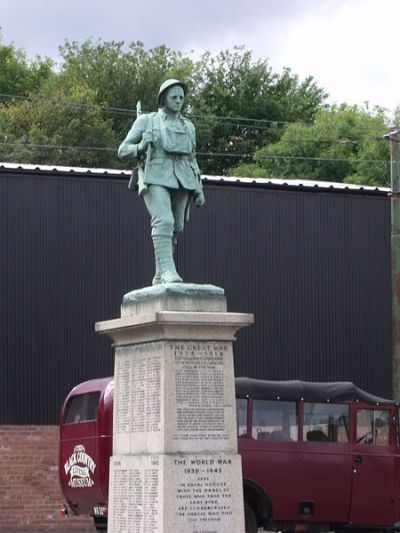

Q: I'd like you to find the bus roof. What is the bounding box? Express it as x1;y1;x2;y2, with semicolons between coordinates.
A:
235;378;395;405
66;376;395;406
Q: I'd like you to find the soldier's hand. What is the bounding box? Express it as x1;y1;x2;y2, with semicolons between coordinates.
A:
193;190;205;207
138;131;153;153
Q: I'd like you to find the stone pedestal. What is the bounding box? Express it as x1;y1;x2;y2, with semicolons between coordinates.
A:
96;283;253;533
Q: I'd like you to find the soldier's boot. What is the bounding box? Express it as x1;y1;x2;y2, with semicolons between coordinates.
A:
151;232;177;285
152;253;162;285
152;235;183;284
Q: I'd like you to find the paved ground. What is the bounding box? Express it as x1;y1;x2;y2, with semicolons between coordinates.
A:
3;528;282;533
3;530;93;533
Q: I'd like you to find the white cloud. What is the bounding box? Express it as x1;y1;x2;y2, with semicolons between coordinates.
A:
253;0;400;113
1;0;399;114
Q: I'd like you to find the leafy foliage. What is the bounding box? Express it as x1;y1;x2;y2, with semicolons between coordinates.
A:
190;47;327;174
0;30;53;97
0;33;395;185
232;104;391;186
0;86;117;167
58;39;199;141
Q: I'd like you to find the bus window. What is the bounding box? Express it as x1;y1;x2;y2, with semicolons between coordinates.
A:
304;403;349;443
252;400;298;441
236;399;247;437
64;392;101;423
356;409;390;445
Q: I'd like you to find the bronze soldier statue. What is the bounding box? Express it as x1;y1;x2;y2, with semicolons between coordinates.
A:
118;79;205;285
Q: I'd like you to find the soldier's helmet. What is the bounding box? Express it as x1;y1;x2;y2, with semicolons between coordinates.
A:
158;79;188;105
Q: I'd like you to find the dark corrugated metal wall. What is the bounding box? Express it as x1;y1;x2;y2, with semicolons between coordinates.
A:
0;170;392;424
180;184;391;395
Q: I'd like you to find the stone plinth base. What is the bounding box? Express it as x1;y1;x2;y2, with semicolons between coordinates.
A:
96;284;253;533
108;453;245;533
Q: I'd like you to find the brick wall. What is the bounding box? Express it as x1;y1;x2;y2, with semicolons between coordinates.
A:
0;425;92;531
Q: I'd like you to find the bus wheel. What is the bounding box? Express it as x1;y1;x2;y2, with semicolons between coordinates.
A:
244;502;257;533
93;516;107;531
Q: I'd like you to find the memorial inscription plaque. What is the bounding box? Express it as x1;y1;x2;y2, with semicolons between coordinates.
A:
108;456;162;533
172;342;228;440
114;340;237;455
108;454;244;533
114;344;164;454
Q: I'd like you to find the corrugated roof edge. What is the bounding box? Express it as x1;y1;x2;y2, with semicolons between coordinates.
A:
0;161;131;177
0;161;390;194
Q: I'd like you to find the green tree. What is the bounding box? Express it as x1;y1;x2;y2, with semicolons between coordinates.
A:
58;39;199;141
0;37;333;173
56;41;327;174
190;47;328;174
0;29;53;98
0;85;117;167
231;104;391;186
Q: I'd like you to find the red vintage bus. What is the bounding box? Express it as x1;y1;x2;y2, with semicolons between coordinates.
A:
59;377;400;533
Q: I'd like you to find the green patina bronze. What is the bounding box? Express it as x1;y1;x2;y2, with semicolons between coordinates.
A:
118;79;205;285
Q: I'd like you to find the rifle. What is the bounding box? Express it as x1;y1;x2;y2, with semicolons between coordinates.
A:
128;100;144;190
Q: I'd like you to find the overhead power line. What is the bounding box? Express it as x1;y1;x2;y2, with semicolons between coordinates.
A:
198;152;390;165
0;141;115;152
0;91;392;136
0;141;390;165
0;92;286;124
0;93;137;117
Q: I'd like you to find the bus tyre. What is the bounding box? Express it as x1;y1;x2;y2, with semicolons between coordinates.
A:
93;516;107;531
244;502;257;533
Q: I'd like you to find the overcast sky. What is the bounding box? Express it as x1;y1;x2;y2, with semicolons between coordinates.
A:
2;0;399;116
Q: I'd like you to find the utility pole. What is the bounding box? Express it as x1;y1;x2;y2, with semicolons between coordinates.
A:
386;127;400;400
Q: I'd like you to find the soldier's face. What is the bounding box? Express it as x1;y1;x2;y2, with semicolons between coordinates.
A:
164;86;185;113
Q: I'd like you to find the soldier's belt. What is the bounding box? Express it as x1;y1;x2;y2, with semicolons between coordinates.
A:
151;154;190;161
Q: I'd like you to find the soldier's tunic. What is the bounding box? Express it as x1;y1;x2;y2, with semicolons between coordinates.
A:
119;109;203;237
121;109;202;194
